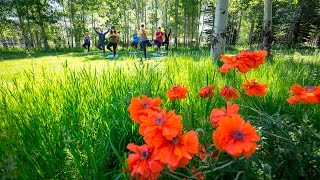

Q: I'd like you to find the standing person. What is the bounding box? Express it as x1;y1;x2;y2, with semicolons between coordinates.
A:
82;33;91;53
94;27;109;53
138;23;151;60
162;29;171;51
154;27;164;54
106;26;120;58
131;31;140;52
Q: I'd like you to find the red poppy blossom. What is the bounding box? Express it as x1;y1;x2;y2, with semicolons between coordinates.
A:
127;143;165;180
139;110;183;143
128;95;162;124
210;101;240;127
241;79;268;96
213;116;260;159
236;50;267;69
219;55;238;73
198;85;215;98
286;84;320;104
219;50;267;74
153;131;199;170
220;85;239;100
167;84;188;101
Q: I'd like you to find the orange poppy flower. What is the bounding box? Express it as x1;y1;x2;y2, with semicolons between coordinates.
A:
212;116;260;159
153;130;199;170
127;143;165;180
210;101;240;127
220;50;267;74
128;95;162;124
167;84;188;101
219;55;238;73
286;84;320;104
220;85;239;100
250;50;268;68
198;85;215;98
139;110;183;142
241;79;268;96
237;50;267;69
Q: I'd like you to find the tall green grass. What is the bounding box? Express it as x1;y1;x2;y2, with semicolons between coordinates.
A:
0;47;319;179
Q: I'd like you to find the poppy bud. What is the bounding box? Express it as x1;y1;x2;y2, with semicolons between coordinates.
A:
196;128;205;136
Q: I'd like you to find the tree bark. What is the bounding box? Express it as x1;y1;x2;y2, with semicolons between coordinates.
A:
26;4;34;48
248;21;254;48
17;12;28;49
236;10;242;44
36;1;49;50
261;0;272;54
163;0;168;28
174;0;179;48
211;0;229;60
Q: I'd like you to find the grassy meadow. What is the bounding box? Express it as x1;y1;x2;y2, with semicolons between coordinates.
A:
0;47;320;179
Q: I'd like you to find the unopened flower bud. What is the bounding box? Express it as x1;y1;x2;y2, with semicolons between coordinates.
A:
262;163;271;175
196;128;205;136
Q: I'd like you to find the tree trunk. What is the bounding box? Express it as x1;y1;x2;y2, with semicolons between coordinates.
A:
174;0;179;48
134;0;140;29
211;0;229;60
163;0;168;28
17;13;28;49
261;0;272;54
35;30;41;48
198;0;202;46
37;2;49;50
248;21;254;48
236;10;242;44
287;5;300;46
183;11;186;46
26;4;34;48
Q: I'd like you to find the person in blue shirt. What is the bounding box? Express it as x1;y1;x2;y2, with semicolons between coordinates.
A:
94;27;109;53
131;32;140;51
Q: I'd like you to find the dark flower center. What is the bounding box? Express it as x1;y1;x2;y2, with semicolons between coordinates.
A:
170;137;179;145
305;86;315;93
173;86;179;91
233;130;244;140
140;150;149;160
252;81;258;85
155;117;164;125
141;102;149;108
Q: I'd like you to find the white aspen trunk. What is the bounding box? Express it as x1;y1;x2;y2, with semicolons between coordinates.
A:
211;0;229;60
261;0;272;53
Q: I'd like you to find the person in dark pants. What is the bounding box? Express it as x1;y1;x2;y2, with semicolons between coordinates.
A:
82;33;91;53
162;29;171;51
106;26;120;57
94;28;109;53
138;24;152;60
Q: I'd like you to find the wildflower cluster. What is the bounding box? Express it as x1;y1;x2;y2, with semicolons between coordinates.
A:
127;94;198;179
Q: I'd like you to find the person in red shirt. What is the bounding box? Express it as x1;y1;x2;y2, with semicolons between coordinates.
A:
154;27;164;55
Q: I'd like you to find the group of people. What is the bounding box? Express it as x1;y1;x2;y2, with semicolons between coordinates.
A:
82;24;172;60
82;26;120;58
